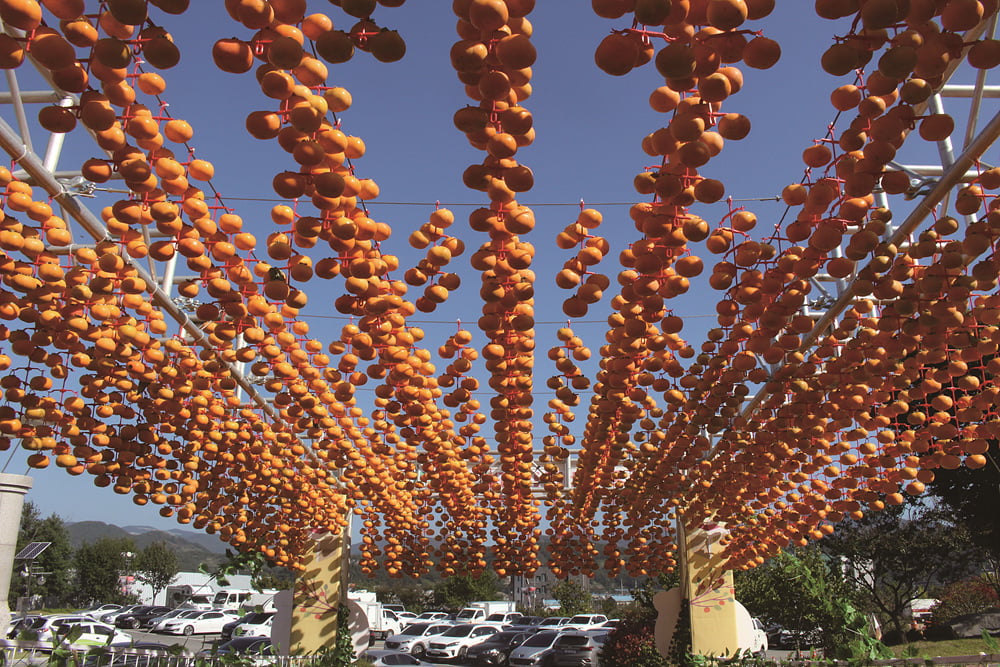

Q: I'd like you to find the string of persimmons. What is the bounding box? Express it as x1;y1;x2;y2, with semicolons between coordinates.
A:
0;0;996;583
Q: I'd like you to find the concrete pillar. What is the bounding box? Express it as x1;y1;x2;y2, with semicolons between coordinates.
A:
0;474;32;636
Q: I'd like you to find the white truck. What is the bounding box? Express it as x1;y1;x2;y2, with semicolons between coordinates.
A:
454;601;517;623
348;591;403;640
214;588;280;612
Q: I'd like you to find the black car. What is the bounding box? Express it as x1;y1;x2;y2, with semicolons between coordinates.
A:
82;642;185;667
466;630;531;665
202;636;273;658
505;616;545;633
115;606;174;629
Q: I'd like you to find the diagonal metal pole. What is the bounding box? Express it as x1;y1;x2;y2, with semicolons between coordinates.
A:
0;114;281;422
739;109;1000;421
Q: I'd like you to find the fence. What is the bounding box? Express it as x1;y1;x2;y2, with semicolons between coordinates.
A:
0;639;322;666
697;655;1000;667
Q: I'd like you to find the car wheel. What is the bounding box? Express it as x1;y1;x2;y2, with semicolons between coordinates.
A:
411;643;425;658
458;646;468;660
183;625;194;636
128;619;139;629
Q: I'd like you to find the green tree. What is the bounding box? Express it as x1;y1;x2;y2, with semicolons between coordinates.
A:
738;547;886;658
736;547;849;639
631;572;681;610
600;596;620;617
75;537;137;606
820;503;980;638
11;502;73;609
599;608;671;667
373;583;426;613
134;541;179;603
553;579;592;616
432;571;499;609
926;441;1000;597
929;577;999;626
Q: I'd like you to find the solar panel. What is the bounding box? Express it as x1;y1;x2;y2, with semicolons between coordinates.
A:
14;542;50;560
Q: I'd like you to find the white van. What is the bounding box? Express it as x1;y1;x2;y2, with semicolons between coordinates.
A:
180;593;216;611
213;589;254;608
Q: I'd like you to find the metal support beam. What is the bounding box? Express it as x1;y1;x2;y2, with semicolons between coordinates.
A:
0;114;281;422
0;91;67;104
884;163;983;180
739;110;1000;420
940;85;1000;98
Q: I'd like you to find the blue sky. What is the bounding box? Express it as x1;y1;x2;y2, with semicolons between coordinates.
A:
4;3;979;532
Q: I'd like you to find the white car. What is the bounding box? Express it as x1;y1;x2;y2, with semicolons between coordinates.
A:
485;611;524;625
150;609;202;632
384;622;453;658
424;623;499;661
561;614;609;631
232;614;273;638
413;612;451;622
77;604;122;620
16;615;91;642
749;617;769;653
398;611;418;622
160;609;240;636
55;620;132;647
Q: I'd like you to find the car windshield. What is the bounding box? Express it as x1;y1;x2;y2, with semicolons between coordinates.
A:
241;612;272;624
523;631;559;647
539;618;563;625
568;616;594;624
485;613;506;621
399;623;430;636
486;632;521;644
557;635;593;647
220;637;267;652
441;625;475;637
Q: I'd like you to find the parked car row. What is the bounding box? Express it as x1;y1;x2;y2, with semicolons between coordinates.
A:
9;605;275;645
380;615;617;666
7;614;133;647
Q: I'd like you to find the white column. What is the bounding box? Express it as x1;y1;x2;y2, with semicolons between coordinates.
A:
0;474;32;636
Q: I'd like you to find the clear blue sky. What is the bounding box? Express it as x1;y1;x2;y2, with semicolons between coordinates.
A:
4;3;968;532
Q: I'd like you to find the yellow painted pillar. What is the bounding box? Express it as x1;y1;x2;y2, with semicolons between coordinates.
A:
682;522;741;657
288;529;350;653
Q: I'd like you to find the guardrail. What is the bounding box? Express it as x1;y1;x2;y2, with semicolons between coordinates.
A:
702;654;1000;667
0;639;322;666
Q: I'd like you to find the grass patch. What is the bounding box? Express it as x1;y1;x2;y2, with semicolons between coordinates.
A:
888;637;997;658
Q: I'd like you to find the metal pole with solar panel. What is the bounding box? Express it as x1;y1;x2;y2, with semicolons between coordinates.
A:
13;541;50;617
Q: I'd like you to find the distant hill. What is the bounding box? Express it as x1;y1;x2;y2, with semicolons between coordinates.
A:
66;521;228;571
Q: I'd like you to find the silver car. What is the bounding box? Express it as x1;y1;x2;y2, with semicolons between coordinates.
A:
551;630;609;667
383;622;453;658
507;629;562;666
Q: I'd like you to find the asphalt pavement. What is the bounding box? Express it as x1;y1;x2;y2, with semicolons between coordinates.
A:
117;630;797;666
117;631;457;665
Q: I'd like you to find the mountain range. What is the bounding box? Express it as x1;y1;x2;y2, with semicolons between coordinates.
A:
65;521;230;571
